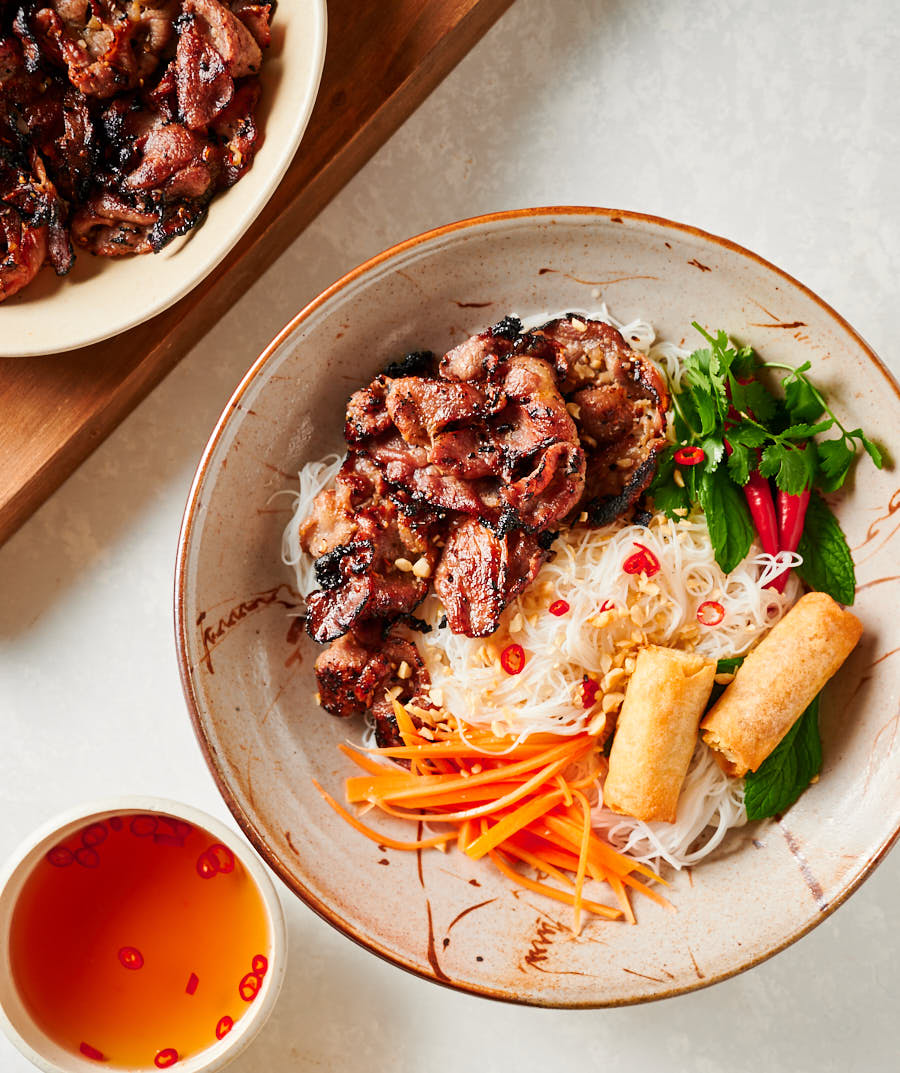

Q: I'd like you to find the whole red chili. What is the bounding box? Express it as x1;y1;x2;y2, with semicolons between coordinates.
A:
674;445;705;466
697;600;725;626
500;643;525;675
549;599;570;616
622;542;660;577
580;677;600;709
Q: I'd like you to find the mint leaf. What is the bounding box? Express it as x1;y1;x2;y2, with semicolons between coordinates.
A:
744;696;822;819
795;492;856;604
697;466;755;574
816;437;854;492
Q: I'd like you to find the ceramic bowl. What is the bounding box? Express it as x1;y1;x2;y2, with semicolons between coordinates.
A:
0;0;327;357
0;797;286;1071
174;207;900;1007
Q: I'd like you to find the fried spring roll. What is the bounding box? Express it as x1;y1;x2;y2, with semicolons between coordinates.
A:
603;646;716;823
701;591;863;777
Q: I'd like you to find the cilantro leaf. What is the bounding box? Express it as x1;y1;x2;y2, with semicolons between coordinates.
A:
647;447;690;519
758;441;815;495
726;440;752;485
780;421;833;440
726;421;769;449
848;428;884;469
697;466;755;574
700;434;725;471
729;377;777;424
744;696;822;820
782;369;825;424
795;492;856;604
816;437;855;492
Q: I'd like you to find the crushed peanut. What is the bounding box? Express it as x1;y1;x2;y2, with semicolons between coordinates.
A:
394;557;413;572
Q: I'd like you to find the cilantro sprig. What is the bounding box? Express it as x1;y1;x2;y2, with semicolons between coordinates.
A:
648;324;883;601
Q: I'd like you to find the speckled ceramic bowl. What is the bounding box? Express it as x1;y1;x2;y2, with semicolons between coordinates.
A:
175;207;900;1006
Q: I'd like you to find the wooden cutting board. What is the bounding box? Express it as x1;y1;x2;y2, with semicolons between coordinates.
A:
0;0;513;546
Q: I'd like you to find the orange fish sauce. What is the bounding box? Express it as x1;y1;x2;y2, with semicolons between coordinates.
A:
8;813;270;1069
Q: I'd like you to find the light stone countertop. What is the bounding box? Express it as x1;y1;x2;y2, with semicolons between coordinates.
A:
2;0;898;1069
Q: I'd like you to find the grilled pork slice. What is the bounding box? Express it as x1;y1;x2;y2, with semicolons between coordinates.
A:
314;626;431;747
433;518;547;637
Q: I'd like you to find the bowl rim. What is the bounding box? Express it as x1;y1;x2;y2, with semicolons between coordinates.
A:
0;0;328;357
174;204;900;1007
0;796;287;1072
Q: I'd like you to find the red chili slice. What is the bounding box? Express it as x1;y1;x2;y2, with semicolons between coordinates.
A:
239;971;261;1002
79;1042;105;1061
216;1015;234;1039
118;946;144;970
186;972;199;995
622;542;660;577
674;445;705;466
580;677;600;709
697;600;725;626
251;954;268;976
548;599;570;616
154;1049;178;1069
500;643;525;675
46;845;74;868
599;599;615;613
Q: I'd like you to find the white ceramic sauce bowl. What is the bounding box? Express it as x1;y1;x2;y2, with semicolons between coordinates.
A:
0;797;286;1073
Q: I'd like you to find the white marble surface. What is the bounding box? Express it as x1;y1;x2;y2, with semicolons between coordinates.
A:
2;0;899;1069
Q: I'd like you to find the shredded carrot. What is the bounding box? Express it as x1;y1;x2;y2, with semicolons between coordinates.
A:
570;789;592;935
318;713;670;932
465;790;566;860
488;849;622;921
312;780;453;851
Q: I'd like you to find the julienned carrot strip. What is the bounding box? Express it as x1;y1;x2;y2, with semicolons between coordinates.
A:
338;744;396;777
507;832;582;873
544;814;663;884
457;819;473;853
371;781;528;817
465;791;566;860
619;871;674;911
498;839;578;890
366;753;585;824
350;739;592;806
571;789;592;936
312;780;453;851
606;874;636;925
488;849;622;922
390;698;422;746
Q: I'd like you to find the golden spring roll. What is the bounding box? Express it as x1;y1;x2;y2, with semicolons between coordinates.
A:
603;646;716;823
701;591;863;777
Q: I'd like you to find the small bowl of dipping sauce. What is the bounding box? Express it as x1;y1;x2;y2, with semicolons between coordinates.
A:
0;798;286;1072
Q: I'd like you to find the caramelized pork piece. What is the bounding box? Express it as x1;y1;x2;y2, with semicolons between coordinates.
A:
0;0;272;299
0;206;47;299
533;316;669;524
314;626;431;748
300;453;440;643
300;315;669;737
433;519;548;636
69;190;156;254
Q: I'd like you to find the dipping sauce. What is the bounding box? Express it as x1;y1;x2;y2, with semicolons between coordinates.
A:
8;813;270;1068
